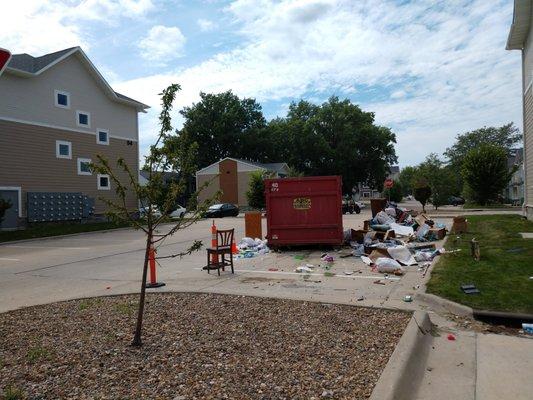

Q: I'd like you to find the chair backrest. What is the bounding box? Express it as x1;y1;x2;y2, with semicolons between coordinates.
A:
217;229;234;248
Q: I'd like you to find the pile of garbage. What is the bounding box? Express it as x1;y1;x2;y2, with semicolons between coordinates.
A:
235;237;270;258
342;202;451;276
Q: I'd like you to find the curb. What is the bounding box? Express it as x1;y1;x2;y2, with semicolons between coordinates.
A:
416;292;473;317
0;226;135;246
370;311;433;400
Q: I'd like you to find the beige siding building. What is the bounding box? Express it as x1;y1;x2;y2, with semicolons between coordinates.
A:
507;0;533;219
196;158;289;207
0;47;148;229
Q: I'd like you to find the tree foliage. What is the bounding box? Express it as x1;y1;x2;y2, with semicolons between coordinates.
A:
176;91;266;168
461;144;516;205
444;123;521;167
91;84;219;347
176;93;397;195
398;166;417;196
417;154;455;210
246;170;270;210
383;181;403;203
272;97;397;194
413;178;432;213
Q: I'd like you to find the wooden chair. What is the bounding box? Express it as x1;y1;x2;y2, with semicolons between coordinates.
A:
205;229;234;276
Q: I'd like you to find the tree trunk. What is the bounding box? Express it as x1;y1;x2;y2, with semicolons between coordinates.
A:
132;231;152;347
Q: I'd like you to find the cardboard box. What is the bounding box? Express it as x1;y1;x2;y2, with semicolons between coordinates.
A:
429;227;446;240
451;217;468;234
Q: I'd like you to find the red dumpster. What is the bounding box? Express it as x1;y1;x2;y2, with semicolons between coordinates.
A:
264;176;343;247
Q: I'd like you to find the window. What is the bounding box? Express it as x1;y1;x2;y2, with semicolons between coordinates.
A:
76;111;91;127
54;90;70;109
97;129;109;145
77;158;92;175
97;174;110;190
56;140;72;159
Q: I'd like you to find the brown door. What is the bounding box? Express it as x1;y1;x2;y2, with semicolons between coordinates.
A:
219;159;238;204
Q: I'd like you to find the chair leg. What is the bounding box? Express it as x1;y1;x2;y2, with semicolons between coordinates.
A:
207;252;210;274
217;262;221;276
230;252;234;274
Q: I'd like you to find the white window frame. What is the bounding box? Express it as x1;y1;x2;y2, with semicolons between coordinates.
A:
77;158;92;176
97;174;111;190
76;110;91;128
96;128;110;145
54;90;70;109
56;140;72;159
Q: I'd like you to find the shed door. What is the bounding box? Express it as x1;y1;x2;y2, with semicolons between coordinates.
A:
0;190;19;229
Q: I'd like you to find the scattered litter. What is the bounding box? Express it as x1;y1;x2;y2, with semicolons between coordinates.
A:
106;286;111;290
295;265;314;273
373;280;386;285
522;323;533;334
321;254;334;263
268;268;279;271
356;296;365;301
389;223;414;237
236;237;270;258
447;334;456;341
361;256;372;265
344;271;354;275
375;258;405;275
461;284;480;295
403;295;413;302
387;245;417;266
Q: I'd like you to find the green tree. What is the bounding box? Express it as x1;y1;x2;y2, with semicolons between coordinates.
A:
246;170;269;209
444;123;521;167
383;180;403;202
92;84;219;347
416;154;455;209
398;166;417;196
461;145;516;205
414;178;432;213
444;123;520;194
177;91;267;169
273;97;397;194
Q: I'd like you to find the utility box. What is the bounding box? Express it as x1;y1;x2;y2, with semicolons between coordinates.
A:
264;176;343;247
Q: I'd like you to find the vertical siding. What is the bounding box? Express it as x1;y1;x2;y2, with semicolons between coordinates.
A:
0;119;138;215
237;171;253;206
0;55;138;141
524;86;533;207
219;159;238;204
197;174;220;206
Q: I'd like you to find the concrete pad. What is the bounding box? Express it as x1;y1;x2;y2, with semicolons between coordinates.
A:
476;333;533;400
414;329;476;400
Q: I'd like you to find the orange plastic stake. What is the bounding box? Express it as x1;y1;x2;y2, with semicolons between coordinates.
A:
211;220;219;264
146;245;165;288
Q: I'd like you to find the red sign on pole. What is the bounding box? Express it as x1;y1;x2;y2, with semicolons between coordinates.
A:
0;48;12;77
384;178;394;189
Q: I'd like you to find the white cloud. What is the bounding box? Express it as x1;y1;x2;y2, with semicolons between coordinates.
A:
138;25;186;63
0;0;155;54
197;18;217;32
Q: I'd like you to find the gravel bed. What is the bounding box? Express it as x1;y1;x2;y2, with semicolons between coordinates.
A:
0;293;410;399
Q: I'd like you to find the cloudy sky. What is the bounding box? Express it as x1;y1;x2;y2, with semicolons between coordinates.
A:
2;0;522;167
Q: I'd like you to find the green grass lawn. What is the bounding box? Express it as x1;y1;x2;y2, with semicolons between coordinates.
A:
0;221;129;243
426;214;533;314
463;203;517;209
